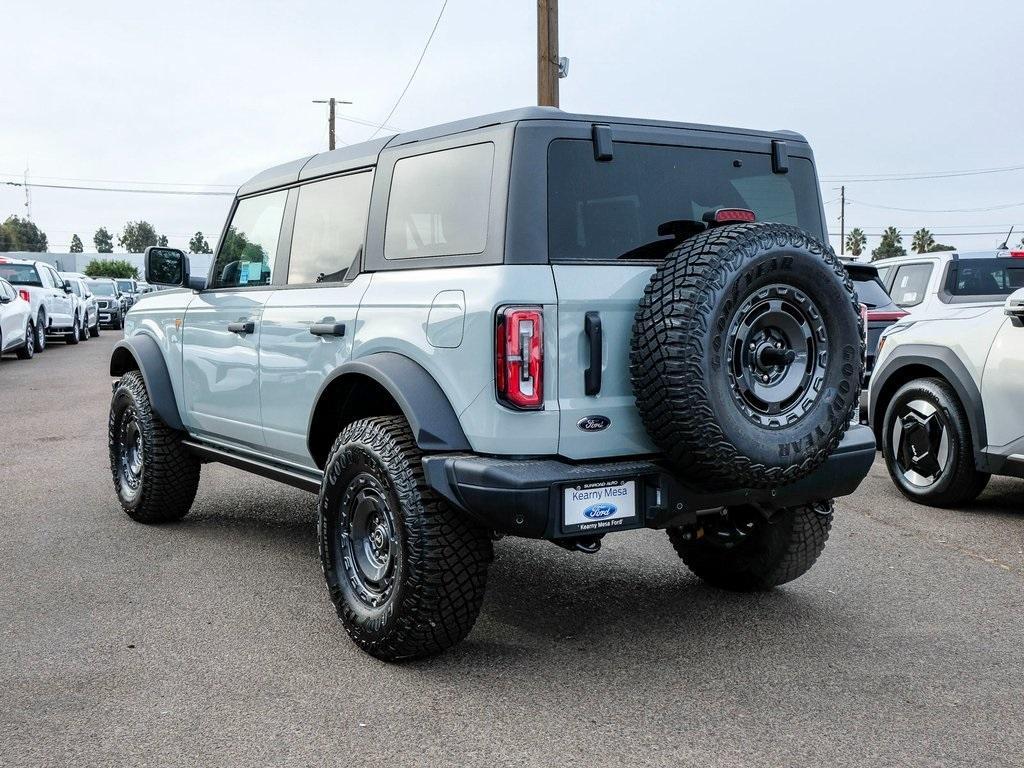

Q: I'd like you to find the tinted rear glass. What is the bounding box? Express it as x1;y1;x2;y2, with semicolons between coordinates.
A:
944;258;1024;297
547;140;824;262
0;263;41;286
850;274;892;308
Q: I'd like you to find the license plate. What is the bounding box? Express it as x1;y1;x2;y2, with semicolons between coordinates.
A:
562;479;638;534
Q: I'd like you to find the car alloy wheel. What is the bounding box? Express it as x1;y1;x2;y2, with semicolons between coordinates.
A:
891;398;949;488
35;320;46;351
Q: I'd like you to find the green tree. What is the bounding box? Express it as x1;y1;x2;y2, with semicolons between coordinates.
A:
928;242;955;252
70;234;84;253
157;234;169;247
118;221;158;253
872;226;906;261
911;228;935;254
84;259;140;279
0;215;48;251
845;227;867;257
189;231;212;253
94;227;114;253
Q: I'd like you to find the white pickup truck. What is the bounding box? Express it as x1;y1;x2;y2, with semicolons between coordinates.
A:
0;256;77;350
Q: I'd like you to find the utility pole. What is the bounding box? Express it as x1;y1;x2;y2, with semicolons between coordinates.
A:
839;185;846;255
312;98;352;151
23;165;31;220
537;0;559;107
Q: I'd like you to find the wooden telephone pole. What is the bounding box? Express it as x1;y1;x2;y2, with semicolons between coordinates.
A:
538;0;559;107
312;98;352;151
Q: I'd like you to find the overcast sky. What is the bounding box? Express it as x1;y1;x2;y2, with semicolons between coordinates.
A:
2;0;1022;256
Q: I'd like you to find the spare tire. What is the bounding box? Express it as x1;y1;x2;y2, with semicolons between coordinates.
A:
630;222;862;489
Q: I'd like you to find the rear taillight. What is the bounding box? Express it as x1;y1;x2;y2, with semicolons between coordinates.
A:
867;309;909;322
495;306;544;410
1010;251;1024;259
18;289;30;303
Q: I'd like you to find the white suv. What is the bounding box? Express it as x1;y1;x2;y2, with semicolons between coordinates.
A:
873;249;1016;316
869;251;1024;506
0;257;76;351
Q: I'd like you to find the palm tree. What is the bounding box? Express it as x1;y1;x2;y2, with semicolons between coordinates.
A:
845;228;867;257
911;228;935;254
871;226;906;261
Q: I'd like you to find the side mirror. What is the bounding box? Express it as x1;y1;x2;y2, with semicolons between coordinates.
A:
0;293;11;304
145;246;190;288
63;281;73;294
1004;288;1024;319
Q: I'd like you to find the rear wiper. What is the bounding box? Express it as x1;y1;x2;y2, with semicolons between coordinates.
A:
616;220;708;261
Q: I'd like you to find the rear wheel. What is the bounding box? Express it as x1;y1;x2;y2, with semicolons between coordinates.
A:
881;378;988;507
319;416;492;661
16;321;35;359
66;315;80;344
79;317;89;341
35;315;46;352
109;370;201;523
668;501;833;591
90;317;100;337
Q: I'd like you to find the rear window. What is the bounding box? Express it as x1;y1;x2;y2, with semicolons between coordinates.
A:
943;258;1024;298
89;282;115;296
0;263;41;286
547;140;824;262
850;275;892;308
116;280;134;292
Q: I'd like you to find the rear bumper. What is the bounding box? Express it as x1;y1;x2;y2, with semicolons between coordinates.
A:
423;425;876;539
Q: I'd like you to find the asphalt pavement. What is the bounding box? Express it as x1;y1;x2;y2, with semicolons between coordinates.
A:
1;332;1022;767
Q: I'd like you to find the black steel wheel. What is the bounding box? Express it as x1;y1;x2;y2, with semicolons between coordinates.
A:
319;416;492;661
882;378;989;507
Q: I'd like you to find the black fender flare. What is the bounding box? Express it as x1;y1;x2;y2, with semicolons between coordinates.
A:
308;352;471;455
869;344;986;453
109;334;184;431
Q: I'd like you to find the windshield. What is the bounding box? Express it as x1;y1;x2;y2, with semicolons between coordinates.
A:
89;281;116;296
116;280;134;292
944;258;1024;298
547;140;825;262
0;263;42;286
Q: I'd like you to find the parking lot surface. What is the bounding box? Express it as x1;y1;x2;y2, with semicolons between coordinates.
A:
2;333;1022;768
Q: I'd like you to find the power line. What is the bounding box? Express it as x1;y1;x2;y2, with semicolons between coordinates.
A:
821;163;1024;182
2;180;234;196
367;0;448;140
0;171;237;188
846;198;1024;214
829;230;1014;237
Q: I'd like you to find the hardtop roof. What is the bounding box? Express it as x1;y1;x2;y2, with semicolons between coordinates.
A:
238;106;809;197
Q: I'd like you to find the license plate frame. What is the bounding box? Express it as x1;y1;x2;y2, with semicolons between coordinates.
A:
561;478;640;535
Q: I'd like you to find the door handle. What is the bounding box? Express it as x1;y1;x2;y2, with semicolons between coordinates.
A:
227;320;255;334
584;311;602;396
310;322;346;337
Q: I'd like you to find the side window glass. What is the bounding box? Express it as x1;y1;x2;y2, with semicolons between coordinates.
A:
288;172;373;284
38;268;52;288
875;266;891;284
70;280;81;297
890;264;932;307
384;143;494;260
211;190;287;288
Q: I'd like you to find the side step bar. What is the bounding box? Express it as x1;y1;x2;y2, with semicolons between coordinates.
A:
181;440;323;493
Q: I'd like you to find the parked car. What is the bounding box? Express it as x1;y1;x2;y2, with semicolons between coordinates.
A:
869;251;1024;506
0;277;35;359
0;256;76;351
108;107;874;661
872;249;1022;316
87;278;128;329
60;273;100;340
842;261;907;412
115;278;140;309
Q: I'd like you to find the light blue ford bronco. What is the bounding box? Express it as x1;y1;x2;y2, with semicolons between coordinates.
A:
108;107;874;660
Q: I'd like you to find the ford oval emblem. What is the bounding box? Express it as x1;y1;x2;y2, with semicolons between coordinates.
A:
583;502;617;519
577;415;611;432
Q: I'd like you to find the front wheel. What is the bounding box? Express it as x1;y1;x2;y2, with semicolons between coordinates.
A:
35;316;46;352
319;416;493;661
90;318;100;338
667;501;833;591
66;315;80;344
881;378;989;507
79;317;89;341
109;370;201;523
